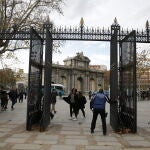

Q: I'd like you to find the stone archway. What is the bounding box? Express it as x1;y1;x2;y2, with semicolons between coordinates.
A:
77;77;83;92
61;76;67;93
90;78;96;92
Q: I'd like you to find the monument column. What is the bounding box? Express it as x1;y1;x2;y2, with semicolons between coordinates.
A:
56;69;59;83
69;71;73;92
84;74;89;95
74;73;77;89
67;70;71;94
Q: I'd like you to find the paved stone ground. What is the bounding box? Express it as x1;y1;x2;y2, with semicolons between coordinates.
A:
0;97;150;150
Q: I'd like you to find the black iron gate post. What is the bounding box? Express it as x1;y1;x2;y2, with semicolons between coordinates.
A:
109;20;120;131
26;27;43;131
40;27;53;131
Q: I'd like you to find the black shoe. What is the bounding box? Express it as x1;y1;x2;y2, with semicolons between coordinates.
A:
51;113;54;120
103;132;106;135
105;112;108;117
91;130;94;134
11;108;14;111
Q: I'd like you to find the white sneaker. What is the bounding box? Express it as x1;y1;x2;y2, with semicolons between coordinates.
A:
68;117;73;120
72;118;77;121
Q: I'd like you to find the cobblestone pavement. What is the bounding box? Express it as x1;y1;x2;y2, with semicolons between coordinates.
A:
0;97;150;150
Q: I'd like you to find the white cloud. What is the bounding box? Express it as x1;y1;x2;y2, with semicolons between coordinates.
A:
14;50;29;73
51;0;150;28
53;41;110;70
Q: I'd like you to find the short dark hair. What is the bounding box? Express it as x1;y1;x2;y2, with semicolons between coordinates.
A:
99;89;104;93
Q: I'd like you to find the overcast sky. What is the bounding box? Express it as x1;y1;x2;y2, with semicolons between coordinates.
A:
15;0;150;73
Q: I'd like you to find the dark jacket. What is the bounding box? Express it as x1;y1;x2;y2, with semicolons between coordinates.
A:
0;90;8;101
9;90;18;101
78;95;87;108
68;93;78;105
51;90;57;104
0;90;8;106
90;92;109;110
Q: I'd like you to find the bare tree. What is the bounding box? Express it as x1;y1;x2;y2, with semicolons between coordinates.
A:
0;0;64;54
137;49;150;99
0;68;17;87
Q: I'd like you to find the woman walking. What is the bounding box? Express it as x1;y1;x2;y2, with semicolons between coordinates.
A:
68;88;78;120
9;87;18;110
51;89;57;114
77;91;87;118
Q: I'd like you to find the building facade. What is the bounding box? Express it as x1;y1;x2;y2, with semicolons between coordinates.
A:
51;52;104;94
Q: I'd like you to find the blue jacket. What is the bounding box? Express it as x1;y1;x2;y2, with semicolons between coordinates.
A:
90;92;109;110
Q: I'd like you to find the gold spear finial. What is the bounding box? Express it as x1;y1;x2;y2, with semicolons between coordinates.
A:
114;17;118;25
46;15;50;23
146;20;149;29
80;17;84;26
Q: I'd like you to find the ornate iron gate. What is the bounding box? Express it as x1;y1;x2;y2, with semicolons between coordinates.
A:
119;31;137;133
26;28;43;131
0;18;145;132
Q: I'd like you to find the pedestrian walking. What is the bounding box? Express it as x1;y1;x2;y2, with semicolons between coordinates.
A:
67;88;78;120
18;91;24;103
0;86;8;111
24;91;27;99
77;91;87;118
88;90;92;100
51;89;57;114
9;87;18;110
90;88;110;135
